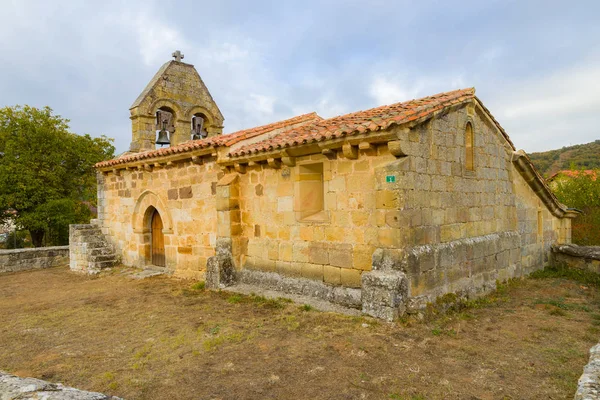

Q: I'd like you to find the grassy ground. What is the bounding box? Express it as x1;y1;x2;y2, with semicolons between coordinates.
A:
0;266;598;400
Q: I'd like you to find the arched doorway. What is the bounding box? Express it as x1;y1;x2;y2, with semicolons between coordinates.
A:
151;209;165;267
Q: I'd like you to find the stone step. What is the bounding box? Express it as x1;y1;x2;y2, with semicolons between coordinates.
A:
88;247;115;257
92;260;118;270
89;254;117;263
82;241;112;249
71;224;95;230
73;230;104;239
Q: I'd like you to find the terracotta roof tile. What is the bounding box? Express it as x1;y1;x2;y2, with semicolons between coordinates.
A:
228;88;476;158
95;112;321;168
548;170;597;181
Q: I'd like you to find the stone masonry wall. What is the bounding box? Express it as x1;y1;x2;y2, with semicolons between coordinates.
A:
552;244;600;274
98;158;220;279
369;104;566;308
98;101;570;312
236;103;567;309
0;246;69;274
239;148;397;289
130;61;224;152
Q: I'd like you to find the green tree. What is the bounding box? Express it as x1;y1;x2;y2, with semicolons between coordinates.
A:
552;169;600;245
0;105;114;247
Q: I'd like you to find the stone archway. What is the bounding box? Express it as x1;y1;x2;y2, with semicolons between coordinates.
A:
132;191;173;267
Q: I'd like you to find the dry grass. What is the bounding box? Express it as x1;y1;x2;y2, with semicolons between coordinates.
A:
0;266;598;400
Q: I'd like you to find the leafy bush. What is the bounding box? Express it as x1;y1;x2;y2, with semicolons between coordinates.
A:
551;169;600;245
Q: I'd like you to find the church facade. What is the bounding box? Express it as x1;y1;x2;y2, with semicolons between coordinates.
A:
93;53;577;319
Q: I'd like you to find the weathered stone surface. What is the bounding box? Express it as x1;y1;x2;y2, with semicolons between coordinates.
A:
0;371;122;400
0;246;69;274
236;269;361;309
553;245;600;275
361;270;408;321
206;238;236;289
69;224;118;275
574;343;600;400
554;244;600;261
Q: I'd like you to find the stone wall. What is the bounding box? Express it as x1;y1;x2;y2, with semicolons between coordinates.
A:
0;246;68;274
0;370;122;399
365;104;567;310
239;148;395;289
574;343;600;400
98;100;572;316
98;158;219;279
552;244;600;274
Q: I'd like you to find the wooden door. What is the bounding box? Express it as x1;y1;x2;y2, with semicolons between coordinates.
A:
151;210;165;267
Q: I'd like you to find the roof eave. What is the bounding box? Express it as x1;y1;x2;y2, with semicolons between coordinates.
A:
511;150;580;219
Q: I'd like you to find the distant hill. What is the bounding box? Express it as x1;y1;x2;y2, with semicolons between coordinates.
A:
528;140;600;178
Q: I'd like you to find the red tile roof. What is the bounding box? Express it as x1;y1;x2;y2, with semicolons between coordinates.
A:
548;170;597;181
228;88;476;158
95;112;321;168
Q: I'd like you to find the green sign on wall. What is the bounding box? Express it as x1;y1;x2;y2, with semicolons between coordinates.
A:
386;175;395;183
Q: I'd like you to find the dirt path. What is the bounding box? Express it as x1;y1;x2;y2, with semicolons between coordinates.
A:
0;266;597;399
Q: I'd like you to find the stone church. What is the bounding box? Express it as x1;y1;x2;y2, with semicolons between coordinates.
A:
87;51;578;319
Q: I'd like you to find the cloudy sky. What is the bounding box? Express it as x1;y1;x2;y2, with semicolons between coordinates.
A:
1;0;598;155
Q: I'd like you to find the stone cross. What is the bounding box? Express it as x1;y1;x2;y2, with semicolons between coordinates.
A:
172;50;184;62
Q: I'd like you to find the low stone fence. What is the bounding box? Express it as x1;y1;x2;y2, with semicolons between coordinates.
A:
574;343;600;399
0;370;122;399
0;246;69;274
552;244;600;274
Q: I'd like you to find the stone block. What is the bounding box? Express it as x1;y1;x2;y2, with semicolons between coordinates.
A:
279;242;293;261
340;268;361;288
168;188;178;200
177;246;192;254
276;261;296;277
375;190;399;209
361;270;408;320
293;242;310;262
308;242;329;265
179;186;193;199
277;196;293;212
302;263;324;281
299;227;313;241
352;245;374;271
323;265;342;285
329;244;353;268
328;176;346;192
351;211;369;227
325;227;346;242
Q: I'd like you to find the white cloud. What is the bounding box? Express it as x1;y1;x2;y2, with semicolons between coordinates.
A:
128;11;189;67
500;65;600;119
369;76;421;105
487;60;600;151
478;46;503;64
248;93;275;115
368;73;467;106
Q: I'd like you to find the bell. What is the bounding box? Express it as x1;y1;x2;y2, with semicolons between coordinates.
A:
192;115;207;140
156;128;170;146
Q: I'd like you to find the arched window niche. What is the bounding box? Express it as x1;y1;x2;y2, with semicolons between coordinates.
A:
155;106;176;148
191;112;209;140
465;121;475;171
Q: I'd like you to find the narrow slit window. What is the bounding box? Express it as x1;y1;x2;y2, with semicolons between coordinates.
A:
465;121;474;171
537;210;543;238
